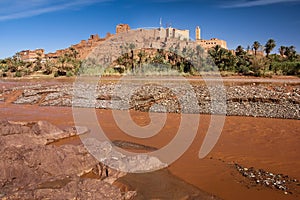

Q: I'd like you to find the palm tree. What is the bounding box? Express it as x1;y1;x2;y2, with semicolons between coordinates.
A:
252;41;261;56
69;47;79;60
279;46;286;57
137;50;146;70
235;45;245;57
194;45;204;68
58;55;67;70
284;46;297;60
129;43;136;72
34;52;43;71
208;45;230;71
265;39;276;57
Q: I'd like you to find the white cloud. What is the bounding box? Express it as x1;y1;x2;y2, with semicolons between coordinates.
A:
223;0;300;8
0;0;111;21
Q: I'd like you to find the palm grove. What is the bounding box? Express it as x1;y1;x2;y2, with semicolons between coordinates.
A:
208;39;299;77
0;39;299;77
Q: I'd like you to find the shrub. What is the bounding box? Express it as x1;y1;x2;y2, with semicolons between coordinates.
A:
14;71;22;77
43;68;52;75
22;69;30;75
33;65;41;71
54;71;59;77
271;61;300;75
239;65;250;75
66;71;73;77
103;67;117;75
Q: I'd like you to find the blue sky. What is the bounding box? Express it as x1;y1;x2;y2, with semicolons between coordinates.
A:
0;0;300;59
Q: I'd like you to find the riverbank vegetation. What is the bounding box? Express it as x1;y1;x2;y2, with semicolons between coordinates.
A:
0;47;81;78
1;39;299;78
208;39;300;77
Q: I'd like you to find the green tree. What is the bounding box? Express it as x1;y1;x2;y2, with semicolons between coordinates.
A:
137;50;146;70
279;46;286;57
69;47;79;60
252;41;261;56
284;46;297;61
265;39;276;58
129;43;136;72
58;55;67;70
34;52;43;71
209;45;235;71
235;45;245;57
196;45;204;55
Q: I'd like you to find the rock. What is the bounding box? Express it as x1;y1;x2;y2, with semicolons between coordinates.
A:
83;139;168;173
0;120;31;136
234;163;299;194
123;190;137;200
5;176;123;200
32;120;64;135
112;140;158;151
64;126;90;136
6;81;300;119
0;121;124;200
14;94;41;104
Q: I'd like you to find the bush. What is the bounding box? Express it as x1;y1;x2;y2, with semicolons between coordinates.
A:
54;71;59;77
33;65;41;71
14;71;22;77
2;65;8;72
78;66;104;76
262;71;273;78
22;69;30;76
66;71;73;77
43;68;52;75
103;67;118;75
271;61;300;75
239;65;250;75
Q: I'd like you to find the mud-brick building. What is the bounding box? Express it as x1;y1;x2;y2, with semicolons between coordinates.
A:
196;38;227;50
195;26;227;50
19;49;45;62
116;24;131;34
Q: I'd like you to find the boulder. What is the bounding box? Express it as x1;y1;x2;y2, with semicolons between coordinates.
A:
0;121;125;200
31;120;64;136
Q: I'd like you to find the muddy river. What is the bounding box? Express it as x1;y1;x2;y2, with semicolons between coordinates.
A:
0;77;299;200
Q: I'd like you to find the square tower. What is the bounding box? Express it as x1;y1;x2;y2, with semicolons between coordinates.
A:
196;26;201;40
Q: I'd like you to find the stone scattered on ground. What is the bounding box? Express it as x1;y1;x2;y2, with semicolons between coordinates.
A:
4;81;299;119
234;163;300;195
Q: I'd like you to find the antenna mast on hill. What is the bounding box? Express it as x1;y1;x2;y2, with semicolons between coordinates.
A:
160;17;162;28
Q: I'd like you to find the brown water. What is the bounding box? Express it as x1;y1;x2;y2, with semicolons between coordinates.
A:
1;77;300;199
1;102;299;200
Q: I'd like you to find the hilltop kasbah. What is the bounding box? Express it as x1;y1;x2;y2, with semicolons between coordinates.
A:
17;24;231;63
